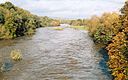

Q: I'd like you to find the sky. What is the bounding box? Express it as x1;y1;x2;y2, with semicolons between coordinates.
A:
0;0;125;19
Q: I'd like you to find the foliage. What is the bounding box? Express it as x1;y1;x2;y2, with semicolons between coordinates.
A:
102;1;128;80
0;2;60;39
10;49;22;61
40;16;60;27
40;16;52;27
88;1;128;80
50;19;60;26
0;2;38;39
0;2;15;10
88;12;121;44
0;12;4;24
107;32;128;80
70;19;88;26
70;19;82;26
93;26;112;44
60;19;72;24
87;15;101;36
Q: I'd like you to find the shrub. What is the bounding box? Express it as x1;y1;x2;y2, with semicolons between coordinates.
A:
87;15;101;36
93;26;113;44
88;12;121;44
10;49;22;61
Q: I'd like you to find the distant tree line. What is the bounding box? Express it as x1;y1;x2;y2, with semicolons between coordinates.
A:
70;19;88;26
60;19;88;26
0;2;60;39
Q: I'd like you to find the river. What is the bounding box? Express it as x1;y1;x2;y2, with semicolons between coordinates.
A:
0;24;112;80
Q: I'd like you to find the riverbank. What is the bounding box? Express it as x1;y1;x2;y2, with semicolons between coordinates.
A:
87;1;128;79
69;26;88;30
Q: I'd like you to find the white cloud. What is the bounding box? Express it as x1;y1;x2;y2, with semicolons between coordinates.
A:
0;0;125;19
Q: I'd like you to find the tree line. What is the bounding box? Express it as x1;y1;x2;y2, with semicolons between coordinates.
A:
0;2;60;39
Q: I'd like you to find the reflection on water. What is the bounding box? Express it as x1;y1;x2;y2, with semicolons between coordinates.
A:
0;25;112;80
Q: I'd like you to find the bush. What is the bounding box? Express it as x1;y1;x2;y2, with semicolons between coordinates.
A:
88;12;121;44
87;15;101;36
10;49;22;61
93;26;113;44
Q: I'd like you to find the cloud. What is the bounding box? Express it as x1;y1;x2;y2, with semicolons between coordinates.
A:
0;0;125;19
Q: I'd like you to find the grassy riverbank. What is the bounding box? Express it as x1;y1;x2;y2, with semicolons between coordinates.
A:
69;26;88;30
53;27;64;30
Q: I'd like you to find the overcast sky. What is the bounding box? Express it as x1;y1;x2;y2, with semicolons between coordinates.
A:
0;0;125;19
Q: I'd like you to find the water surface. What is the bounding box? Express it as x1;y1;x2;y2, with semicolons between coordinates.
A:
0;25;112;80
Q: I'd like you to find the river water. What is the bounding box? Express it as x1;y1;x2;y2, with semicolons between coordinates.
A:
0;24;112;80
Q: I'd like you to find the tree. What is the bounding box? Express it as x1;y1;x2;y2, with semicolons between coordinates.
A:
88;13;121;44
0;12;4;24
106;1;128;80
0;2;15;10
0;2;60;39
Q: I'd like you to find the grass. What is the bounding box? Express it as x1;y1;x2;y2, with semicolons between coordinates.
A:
53;27;64;30
10;49;22;61
69;26;88;30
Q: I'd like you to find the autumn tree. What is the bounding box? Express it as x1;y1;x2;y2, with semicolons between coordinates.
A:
106;1;128;80
87;13;121;44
